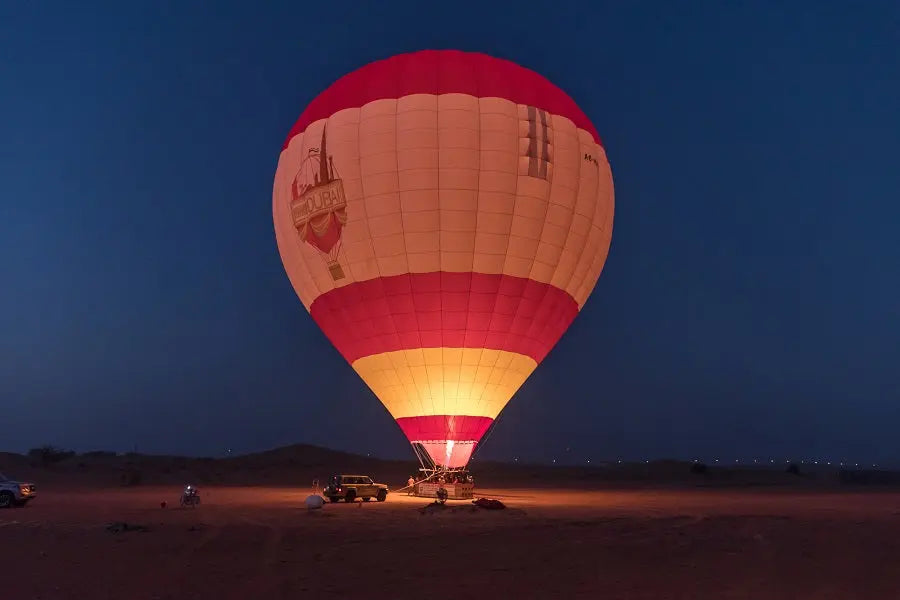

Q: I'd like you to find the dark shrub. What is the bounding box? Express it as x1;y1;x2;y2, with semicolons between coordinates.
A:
120;468;142;486
81;450;116;459
690;462;708;474
27;445;75;465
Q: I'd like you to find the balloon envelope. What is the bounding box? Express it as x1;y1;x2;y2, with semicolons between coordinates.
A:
273;50;614;469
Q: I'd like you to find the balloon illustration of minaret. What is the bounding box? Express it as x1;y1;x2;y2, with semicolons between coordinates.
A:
289;125;348;281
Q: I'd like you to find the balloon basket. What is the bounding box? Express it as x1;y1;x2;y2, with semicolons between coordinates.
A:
413;482;475;500
409;448;476;500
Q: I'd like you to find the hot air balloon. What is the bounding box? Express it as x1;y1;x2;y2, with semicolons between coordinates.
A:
273;50;614;473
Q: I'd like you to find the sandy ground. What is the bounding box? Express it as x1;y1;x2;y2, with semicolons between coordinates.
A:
4;485;900;599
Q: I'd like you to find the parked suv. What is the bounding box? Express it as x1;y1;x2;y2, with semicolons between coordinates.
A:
323;474;388;503
0;472;37;508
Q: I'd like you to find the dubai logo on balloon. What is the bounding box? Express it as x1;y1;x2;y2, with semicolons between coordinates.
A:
289;127;348;280
273;50;614;471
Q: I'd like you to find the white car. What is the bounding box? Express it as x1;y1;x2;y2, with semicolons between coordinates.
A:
0;472;37;508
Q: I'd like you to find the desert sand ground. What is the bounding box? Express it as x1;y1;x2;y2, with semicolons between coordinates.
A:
4;484;900;599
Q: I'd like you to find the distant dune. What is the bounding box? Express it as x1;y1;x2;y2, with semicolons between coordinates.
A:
3;444;896;490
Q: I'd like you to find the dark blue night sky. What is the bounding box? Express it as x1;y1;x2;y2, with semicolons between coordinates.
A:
2;1;898;466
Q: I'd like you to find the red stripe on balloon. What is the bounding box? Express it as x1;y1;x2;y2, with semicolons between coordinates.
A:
395;415;494;443
309;272;579;364
283;49;601;149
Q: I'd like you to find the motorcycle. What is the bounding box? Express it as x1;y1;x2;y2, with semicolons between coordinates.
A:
180;484;201;508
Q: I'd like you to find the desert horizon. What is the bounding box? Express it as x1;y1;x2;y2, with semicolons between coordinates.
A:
6;441;900;489
4;443;900;599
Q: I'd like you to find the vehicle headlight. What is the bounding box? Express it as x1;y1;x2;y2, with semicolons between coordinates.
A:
20;486;30;494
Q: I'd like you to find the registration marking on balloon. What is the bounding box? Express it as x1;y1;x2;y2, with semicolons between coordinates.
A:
274;50;614;469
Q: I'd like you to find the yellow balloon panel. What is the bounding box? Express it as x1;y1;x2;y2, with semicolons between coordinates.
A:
351;348;537;420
